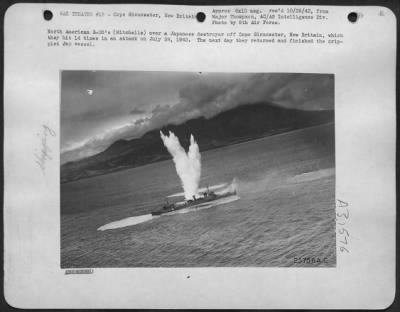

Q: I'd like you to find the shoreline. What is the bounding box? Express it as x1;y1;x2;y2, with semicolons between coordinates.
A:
61;121;334;185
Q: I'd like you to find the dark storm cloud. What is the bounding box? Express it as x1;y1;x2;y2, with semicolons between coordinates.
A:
140;73;333;129
166;73;332;119
61;72;334;163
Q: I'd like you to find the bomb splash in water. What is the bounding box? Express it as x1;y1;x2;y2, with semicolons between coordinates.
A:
160;131;201;200
97;133;239;231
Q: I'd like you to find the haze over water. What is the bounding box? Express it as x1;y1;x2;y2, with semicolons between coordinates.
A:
61;124;336;267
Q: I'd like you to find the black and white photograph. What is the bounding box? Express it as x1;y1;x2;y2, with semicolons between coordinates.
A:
4;3;396;308
60;71;335;268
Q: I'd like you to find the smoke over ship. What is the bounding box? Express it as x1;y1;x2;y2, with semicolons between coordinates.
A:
152;131;238;216
159;131;202;200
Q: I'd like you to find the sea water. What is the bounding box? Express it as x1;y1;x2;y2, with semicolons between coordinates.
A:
61;124;336;267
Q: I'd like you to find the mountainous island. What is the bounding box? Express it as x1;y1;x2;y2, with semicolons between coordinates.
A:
61;102;334;183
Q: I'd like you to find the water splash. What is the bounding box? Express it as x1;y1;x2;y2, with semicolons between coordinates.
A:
216;178;239;195
160;131;201;200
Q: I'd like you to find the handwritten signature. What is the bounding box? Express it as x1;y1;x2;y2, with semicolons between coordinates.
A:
34;125;56;174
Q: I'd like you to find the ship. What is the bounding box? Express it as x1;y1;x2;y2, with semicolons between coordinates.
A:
151;187;237;216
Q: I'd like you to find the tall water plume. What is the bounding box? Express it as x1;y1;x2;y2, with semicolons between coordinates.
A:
160;131;201;200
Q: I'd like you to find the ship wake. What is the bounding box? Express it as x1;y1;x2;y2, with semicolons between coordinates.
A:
97;178;239;231
97;214;156;231
98;131;239;231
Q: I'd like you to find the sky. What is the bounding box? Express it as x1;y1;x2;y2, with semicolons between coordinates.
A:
61;71;334;163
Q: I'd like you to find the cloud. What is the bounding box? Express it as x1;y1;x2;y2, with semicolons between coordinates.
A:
61;115;153;163
61;72;334;163
144;73;333;127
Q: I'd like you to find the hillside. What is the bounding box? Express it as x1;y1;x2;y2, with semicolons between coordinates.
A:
61;102;334;183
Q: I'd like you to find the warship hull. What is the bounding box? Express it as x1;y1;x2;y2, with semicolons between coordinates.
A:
151;190;236;216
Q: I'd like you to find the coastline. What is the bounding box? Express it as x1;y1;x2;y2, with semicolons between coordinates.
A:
61;121;334;185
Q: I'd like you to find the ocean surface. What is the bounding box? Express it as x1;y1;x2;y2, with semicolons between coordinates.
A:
61;123;336;267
